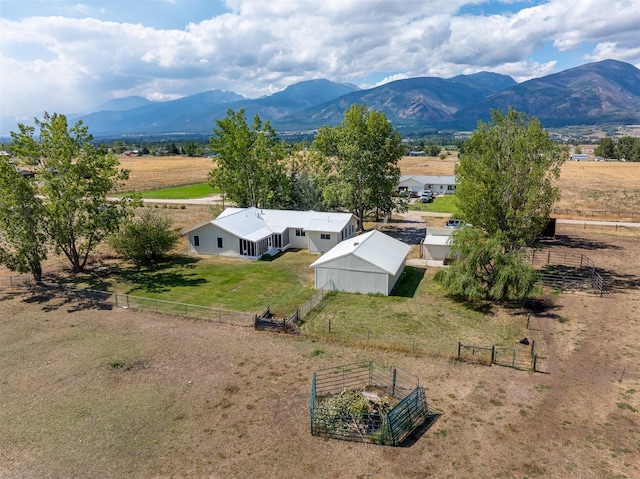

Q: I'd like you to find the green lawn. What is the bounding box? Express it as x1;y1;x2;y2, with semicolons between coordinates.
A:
410;195;459;214
61;250;316;314
120;183;220;200
61;250;527;358
300;268;526;357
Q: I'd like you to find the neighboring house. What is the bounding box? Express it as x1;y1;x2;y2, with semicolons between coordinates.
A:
422;227;454;262
398;175;457;196
570;153;589;161
310;230;411;296
184;207;357;259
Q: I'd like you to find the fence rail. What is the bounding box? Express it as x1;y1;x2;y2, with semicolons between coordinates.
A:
526;249;605;296
552;208;640;220
457;336;546;373
298;280;336;320
310;362;433;446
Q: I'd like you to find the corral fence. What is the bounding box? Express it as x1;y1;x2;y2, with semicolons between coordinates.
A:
526;249;605;296
310;362;439;446
254;305;300;334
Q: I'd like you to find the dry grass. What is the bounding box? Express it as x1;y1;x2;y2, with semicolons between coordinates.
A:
2;225;639;479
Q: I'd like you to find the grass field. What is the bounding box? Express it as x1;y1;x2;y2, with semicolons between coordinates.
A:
121;182;219;199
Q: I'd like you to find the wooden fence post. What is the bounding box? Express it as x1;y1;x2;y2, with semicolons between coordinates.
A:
491;345;496;365
458;342;461;359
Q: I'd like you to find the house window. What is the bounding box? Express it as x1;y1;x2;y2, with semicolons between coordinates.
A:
295;229;305;237
320;233;331;240
193;235;200;247
217;237;223;248
447;185;456;191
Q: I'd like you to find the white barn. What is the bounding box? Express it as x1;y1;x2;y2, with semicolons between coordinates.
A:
398;175;457;196
422;227;454;262
310;230;411;296
184;207;357;259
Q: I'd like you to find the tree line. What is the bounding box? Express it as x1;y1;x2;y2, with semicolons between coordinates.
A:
2;105;568;304
594;136;640;161
208;103;407;232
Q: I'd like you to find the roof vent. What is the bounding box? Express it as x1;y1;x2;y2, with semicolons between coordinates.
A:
354;242;359;246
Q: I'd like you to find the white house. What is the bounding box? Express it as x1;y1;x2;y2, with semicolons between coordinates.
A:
184;207;357;259
398;175;457;196
310;230;411;296
421;227;454;262
570;153;589;161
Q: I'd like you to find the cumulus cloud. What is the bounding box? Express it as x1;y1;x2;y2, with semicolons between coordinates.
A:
1;0;639;126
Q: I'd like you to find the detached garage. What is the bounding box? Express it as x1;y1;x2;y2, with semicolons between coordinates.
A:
310;230;411;296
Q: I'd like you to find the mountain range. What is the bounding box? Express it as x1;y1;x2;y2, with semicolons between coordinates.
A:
67;59;640;137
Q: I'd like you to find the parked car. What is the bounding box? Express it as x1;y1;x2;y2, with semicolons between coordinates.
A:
409;190;419;198
445;218;465;229
420;194;431;203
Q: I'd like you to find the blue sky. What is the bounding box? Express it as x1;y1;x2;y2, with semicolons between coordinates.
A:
1;0;639;129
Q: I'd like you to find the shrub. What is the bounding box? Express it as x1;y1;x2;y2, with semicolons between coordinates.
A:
109;210;181;265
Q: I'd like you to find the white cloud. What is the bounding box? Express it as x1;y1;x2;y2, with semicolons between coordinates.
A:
1;0;639;128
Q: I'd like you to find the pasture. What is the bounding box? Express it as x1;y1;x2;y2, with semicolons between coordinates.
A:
1;153;640;478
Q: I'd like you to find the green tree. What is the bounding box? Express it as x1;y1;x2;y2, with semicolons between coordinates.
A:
436;108;566;302
435;228;541;302
109;209;180;265
209;109;290;208
182;140;200;157
312;104;404;231
425;144;441;156
594;137;615;159
455;108;566;248
615;136;640;162
10;112;135;273
0;159;48;283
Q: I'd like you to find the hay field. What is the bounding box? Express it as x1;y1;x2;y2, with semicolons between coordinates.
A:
116;153;640;219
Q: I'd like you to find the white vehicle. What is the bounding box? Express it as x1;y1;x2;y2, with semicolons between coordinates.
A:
445;218;465;229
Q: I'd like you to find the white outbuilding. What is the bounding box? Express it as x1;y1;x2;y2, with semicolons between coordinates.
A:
421;227;454;263
310;230;411;296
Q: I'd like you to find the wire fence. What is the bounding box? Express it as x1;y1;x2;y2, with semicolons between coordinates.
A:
552;208;640;221
298;280;336;320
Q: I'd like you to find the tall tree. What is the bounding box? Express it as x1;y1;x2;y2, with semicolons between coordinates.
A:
615;136;640;162
209;109;290;208
435;108;566;302
10;112;135;273
594;137;615;159
0;158;48;283
312;104;404;231
455;108;566;249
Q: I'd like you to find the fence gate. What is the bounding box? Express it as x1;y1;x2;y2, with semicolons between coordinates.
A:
493;345;534;371
457;343;494;365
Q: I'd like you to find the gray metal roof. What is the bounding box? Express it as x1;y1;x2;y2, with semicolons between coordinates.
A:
310;230;411;274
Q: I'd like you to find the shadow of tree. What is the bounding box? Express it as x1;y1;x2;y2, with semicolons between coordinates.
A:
539;235;623;251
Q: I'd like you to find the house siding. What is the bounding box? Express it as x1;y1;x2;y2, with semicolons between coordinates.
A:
308;231;339;254
189;224;241;257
